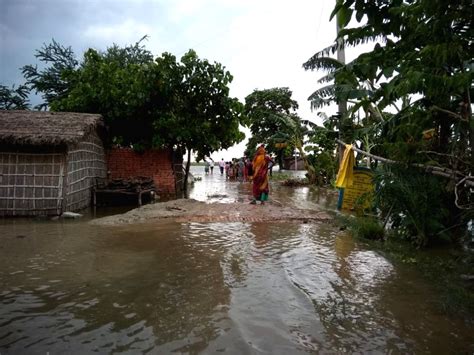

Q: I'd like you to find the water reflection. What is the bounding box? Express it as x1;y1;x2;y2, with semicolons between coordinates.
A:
0;167;472;353
0;222;233;353
251;222;272;250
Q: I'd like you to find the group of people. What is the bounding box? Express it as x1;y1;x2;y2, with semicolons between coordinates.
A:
205;145;274;205
220;157;252;182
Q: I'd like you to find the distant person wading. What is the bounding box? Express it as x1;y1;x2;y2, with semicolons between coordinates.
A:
219;158;225;175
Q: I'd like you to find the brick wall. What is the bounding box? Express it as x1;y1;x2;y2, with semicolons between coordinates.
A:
106;147;178;195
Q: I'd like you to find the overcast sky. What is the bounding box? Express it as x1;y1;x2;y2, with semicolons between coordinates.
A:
0;0;363;160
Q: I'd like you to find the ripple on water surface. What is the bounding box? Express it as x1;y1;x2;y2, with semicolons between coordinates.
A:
0;211;473;353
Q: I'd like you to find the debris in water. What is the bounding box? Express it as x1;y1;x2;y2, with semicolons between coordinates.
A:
61;212;83;219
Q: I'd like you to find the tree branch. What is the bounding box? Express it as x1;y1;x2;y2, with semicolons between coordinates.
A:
336;139;474;187
430;105;465;121
455;176;474;209
417;150;469;166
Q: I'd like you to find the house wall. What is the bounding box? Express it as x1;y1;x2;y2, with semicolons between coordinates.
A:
283;157;305;171
65;131;107;212
0;147;66;216
106;147;181;196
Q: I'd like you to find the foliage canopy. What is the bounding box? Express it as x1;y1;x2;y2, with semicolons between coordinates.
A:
304;0;473;246
20;39;244;153
17;38;245;190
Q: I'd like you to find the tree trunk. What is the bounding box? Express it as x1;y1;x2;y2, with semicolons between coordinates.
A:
465;90;473;177
277;149;284;171
183;148;192;195
336;12;347;168
296;144;317;184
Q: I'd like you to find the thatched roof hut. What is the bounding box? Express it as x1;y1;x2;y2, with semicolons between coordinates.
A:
0;110;103;146
0;110;107;216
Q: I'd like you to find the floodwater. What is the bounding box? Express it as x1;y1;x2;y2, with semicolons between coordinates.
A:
0;167;472;354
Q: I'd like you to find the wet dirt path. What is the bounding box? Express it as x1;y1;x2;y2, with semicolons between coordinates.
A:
91;168;333;226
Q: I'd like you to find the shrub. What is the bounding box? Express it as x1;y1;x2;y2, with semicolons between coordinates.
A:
349;216;385;241
373;164;459;247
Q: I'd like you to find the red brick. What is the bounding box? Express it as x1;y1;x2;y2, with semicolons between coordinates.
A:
106;147;180;195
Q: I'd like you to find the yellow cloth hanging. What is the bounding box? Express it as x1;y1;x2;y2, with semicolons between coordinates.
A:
335;144;355;188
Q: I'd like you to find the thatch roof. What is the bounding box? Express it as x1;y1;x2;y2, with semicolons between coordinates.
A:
0;110;103;146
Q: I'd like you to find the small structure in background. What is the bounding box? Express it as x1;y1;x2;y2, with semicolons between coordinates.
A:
0;110;106;216
105;147;184;199
282;156;305;170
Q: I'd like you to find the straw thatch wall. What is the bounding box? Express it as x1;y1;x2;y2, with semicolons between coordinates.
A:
65;130;106;212
0;148;65;215
0;110;106;216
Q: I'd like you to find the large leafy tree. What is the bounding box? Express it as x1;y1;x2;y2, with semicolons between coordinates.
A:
52;40;157;148
23;39;245;191
328;0;472;167
243;87;299;164
153;50;244;188
243;87;319;182
305;0;473;245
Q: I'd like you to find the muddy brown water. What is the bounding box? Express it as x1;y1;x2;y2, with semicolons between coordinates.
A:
0;167;472;354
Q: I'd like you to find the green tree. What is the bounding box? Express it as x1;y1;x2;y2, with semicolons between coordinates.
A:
23;39;244;192
52;40;157;147
153;50;245;189
306;0;473;246
0;84;30;110
303;46;387;166
243;87;322;182
22;39;78;110
304;113;339;184
330;0;472;167
244;88;293;164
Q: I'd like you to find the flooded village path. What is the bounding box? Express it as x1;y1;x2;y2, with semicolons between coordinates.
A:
0;167;472;354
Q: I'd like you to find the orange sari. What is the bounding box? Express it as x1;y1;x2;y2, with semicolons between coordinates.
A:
252;146;271;201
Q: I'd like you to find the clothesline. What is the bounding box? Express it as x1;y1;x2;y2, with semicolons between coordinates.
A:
335;139;473;188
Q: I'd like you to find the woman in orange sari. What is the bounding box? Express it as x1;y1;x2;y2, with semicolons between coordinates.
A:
250;145;274;205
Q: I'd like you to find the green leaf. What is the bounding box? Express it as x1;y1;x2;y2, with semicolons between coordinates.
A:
337;6;353;28
329;1;344;21
382;67;394;78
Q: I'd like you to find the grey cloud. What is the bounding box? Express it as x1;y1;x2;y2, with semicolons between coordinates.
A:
0;0;168;86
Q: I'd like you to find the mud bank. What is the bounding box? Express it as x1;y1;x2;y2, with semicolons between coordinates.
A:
90;198;333;225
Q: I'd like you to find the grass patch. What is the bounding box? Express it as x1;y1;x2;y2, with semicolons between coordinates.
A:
269;172;310;186
348;216;385;241
336;214;474;322
379;239;474;320
269;172;294;181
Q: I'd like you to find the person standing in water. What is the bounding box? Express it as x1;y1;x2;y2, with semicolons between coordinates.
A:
245;157;253;181
218;158;225;175
250;145;274;205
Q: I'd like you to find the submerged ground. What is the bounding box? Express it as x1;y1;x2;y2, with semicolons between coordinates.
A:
0;167;472;354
